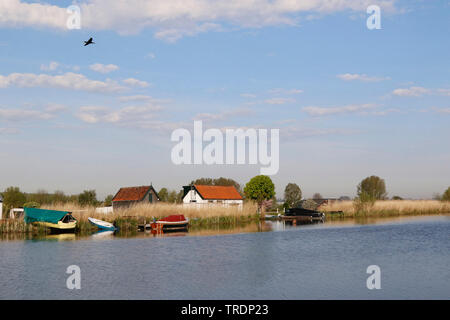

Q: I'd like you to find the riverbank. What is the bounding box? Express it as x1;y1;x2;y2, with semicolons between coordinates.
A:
0;202;260;234
1;200;449;234
322;200;450;218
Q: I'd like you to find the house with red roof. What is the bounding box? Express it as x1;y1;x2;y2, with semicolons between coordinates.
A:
182;185;243;209
112;185;160;209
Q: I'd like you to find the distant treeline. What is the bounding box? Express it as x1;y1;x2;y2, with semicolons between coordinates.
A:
0;177;244;213
0;187;103;212
1;175;448;216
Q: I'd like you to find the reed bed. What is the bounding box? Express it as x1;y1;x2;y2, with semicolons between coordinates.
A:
321;200;450;218
0;219;46;234
41;202;259;231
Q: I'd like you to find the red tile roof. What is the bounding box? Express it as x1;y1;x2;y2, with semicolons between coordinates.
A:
194;185;243;200
112;186;151;202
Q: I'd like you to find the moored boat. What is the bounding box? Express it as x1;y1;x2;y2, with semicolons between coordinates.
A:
88;217;116;231
152;215;189;232
24;208;77;232
283;207;326;223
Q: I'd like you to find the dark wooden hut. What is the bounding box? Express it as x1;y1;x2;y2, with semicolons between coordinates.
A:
112;185;160;209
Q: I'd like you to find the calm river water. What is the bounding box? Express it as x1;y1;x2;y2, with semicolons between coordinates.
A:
0;215;449;299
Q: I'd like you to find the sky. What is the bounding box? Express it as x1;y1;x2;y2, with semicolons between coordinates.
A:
0;0;449;200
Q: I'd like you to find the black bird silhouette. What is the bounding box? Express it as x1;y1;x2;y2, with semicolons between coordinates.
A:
84;37;95;46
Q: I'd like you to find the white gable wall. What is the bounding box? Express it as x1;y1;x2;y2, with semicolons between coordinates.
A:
182;189;243;210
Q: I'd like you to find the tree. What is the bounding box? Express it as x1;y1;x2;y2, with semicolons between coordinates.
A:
2;187;26;214
53;190;68;203
442;187;450;202
312;193;323;200
244;175;275;217
158;188;169;202
339;196;351;201
284;183;302;208
78;190;98;206
167;190;178;203
103;195;114;207
392;195;403;200
432;193;442;201
176;190;184;203
354;191;376;213
300;199;318;211
357;175;387;200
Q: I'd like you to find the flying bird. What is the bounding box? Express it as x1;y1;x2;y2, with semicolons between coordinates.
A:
84;37;95;46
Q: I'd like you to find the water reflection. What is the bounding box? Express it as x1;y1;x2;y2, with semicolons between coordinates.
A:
91;230;115;240
0;214;448;242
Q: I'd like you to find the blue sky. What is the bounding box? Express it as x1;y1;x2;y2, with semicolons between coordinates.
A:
0;0;449;199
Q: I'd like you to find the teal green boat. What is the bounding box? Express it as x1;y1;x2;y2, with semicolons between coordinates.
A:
24;208;77;231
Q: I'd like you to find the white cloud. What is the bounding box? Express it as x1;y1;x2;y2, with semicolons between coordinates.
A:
118;95;170;104
40;61;60;71
0;72;126;93
0;127;20;134
40;61;81;72
437;88;450;96
432;107;450;114
89;63;119;74
302;104;377;116
392;87;450;97
392;86;430;97
269;88;303;95
44;104;68;113
77;104;162;125
264;97;295;105
147;53;156;59
240;93;257;98
122;78;150;88
337;73;390;82
281;126;358;141
0;107;58;121
194;108;253;122
0;0;397;41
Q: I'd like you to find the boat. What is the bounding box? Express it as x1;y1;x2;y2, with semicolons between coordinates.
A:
151;215;189;232
24;207;77;232
282;207;326;223
88;217;116;231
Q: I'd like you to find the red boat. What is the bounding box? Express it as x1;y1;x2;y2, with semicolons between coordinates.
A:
151;215;189;232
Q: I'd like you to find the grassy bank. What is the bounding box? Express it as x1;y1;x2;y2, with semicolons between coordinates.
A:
1;200;448;234
322;200;450;218
0;202;259;234
45;202;259;232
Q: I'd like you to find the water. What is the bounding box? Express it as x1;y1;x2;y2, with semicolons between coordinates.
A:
0;215;449;299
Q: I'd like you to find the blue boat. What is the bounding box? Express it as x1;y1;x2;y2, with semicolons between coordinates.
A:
88;217;116;231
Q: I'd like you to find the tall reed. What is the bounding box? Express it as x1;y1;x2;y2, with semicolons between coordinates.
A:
321;200;450;218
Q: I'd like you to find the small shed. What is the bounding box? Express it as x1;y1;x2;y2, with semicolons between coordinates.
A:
112;185;160;209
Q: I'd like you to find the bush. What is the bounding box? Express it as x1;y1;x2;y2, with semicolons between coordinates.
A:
357;176;387;200
300;199;318;211
442;187;450;202
353;192;376;213
23;202;40;208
